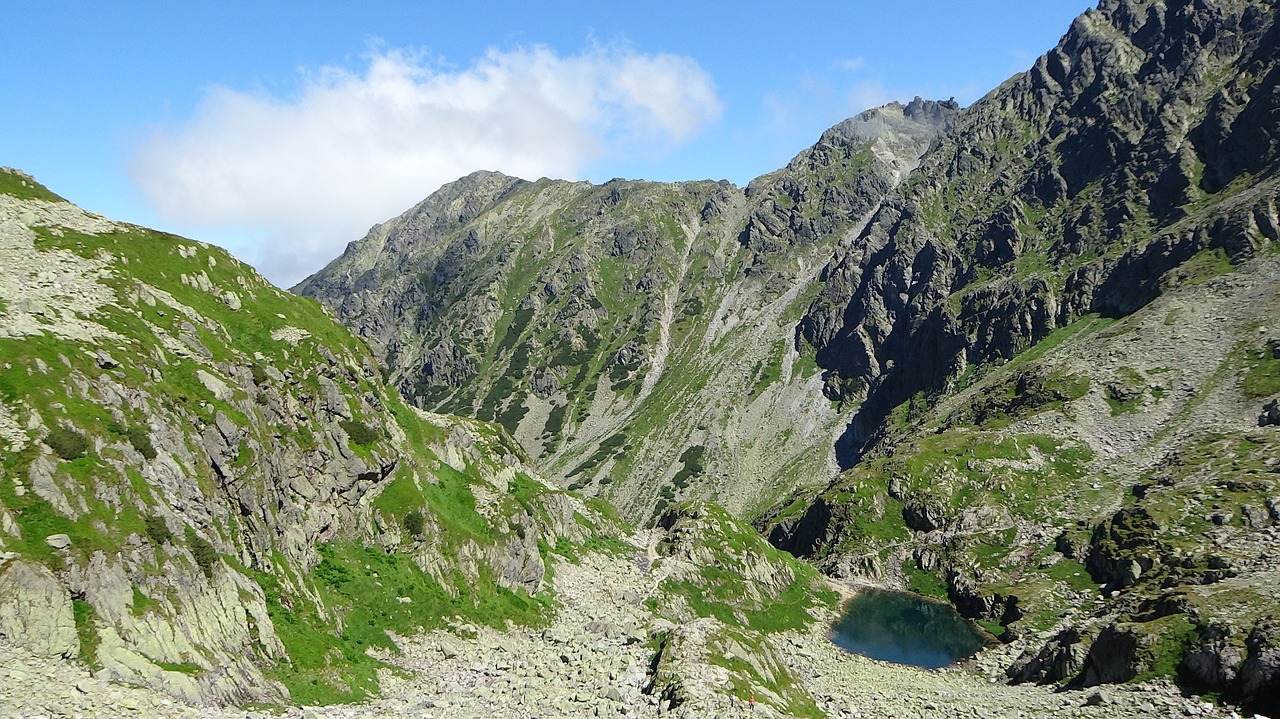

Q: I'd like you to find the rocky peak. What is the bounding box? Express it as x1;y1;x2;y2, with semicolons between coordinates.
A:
799;0;1280;464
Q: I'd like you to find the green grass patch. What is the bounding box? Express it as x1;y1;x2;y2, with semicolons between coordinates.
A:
422;463;492;544
257;541;551;703
131;586;162;616
1173;247;1234;286
1042;557;1099;594
0;169;66;202
902;560;949;600
1131;614;1199;683
1242;343;1280;398
72;599;102;670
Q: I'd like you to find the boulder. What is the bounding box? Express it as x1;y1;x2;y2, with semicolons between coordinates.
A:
1236;620;1280;715
0;561;78;658
1260;399;1280;427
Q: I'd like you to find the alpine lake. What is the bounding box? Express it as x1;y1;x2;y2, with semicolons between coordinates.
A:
831;588;992;669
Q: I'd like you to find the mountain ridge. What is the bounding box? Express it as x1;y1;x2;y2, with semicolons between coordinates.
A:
295;0;1280;712
294;97;961;521
5;0;1280;715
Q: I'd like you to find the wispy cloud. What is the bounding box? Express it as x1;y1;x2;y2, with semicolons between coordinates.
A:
834;57;866;72
131;44;722;287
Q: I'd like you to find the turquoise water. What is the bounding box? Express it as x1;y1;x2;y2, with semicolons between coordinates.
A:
830;589;990;669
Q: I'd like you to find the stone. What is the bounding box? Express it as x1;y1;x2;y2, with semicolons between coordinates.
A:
1260;399;1280;427
0;561;78;658
44;534;71;549
1084;689;1112;706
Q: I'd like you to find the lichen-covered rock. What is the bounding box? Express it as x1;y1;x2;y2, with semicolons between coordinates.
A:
0;560;77;659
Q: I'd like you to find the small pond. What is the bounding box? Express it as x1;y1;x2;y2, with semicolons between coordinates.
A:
830;589;991;669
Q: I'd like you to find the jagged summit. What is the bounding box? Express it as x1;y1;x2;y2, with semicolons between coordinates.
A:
825;97;959;144
6;0;1280;716
294;0;1280;712
295;96;960;522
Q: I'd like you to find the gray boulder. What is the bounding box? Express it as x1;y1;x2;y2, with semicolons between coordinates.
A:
0;561;78;658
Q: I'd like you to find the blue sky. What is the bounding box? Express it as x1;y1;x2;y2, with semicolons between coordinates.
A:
2;1;1095;286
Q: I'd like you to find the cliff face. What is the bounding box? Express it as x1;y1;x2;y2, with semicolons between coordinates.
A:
800;0;1280;463
759;0;1280;710
295;100;958;520
0;168;613;706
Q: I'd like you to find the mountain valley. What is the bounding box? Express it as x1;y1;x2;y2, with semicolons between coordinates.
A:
3;0;1280;717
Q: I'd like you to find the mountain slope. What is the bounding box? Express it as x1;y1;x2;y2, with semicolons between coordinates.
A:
0;169;894;719
760;0;1280;711
799;0;1280;462
295;99;958;521
0;167;620;705
299;0;1280;710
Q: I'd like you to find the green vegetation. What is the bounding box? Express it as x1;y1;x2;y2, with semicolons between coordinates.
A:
257;541;550;703
373;475;426;536
131;586;162;616
72;599;102;670
1174;247;1235;286
0;169;65;202
151;659;204;676
340;418;380;446
1241;340;1280;398
185;527;219;579
902;560;949;600
44;425;89;460
403;509;425;537
422;464;492;543
1014;314;1116;368
656;504;838;635
127;425;158;459
671;445;707;489
0;463;147;564
1105;367;1148;415
707;628;824;718
1131;615;1199;683
145;515;174;545
749;341;787;398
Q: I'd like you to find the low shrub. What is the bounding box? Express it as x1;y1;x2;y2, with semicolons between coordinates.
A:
145;515;173;545
403;509;425;537
45;426;89;460
127;426;157;459
340;419;380;446
187;529;219;579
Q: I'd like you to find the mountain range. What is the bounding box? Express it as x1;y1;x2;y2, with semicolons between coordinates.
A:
3;0;1280;716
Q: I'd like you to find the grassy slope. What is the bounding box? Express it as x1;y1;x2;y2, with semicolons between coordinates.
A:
0;171;625;703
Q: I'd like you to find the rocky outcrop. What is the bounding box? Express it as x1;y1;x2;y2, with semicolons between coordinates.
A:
799;0;1280;465
0;560;77;659
0;176;622;706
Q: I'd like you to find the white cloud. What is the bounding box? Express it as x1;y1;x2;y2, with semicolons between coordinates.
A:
843;79;895;116
834;57;866;72
131;44;722;287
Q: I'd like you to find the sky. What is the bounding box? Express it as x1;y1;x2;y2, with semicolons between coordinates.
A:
1;1;1096;287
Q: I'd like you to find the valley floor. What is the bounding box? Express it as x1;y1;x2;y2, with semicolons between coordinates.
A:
0;537;1242;719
